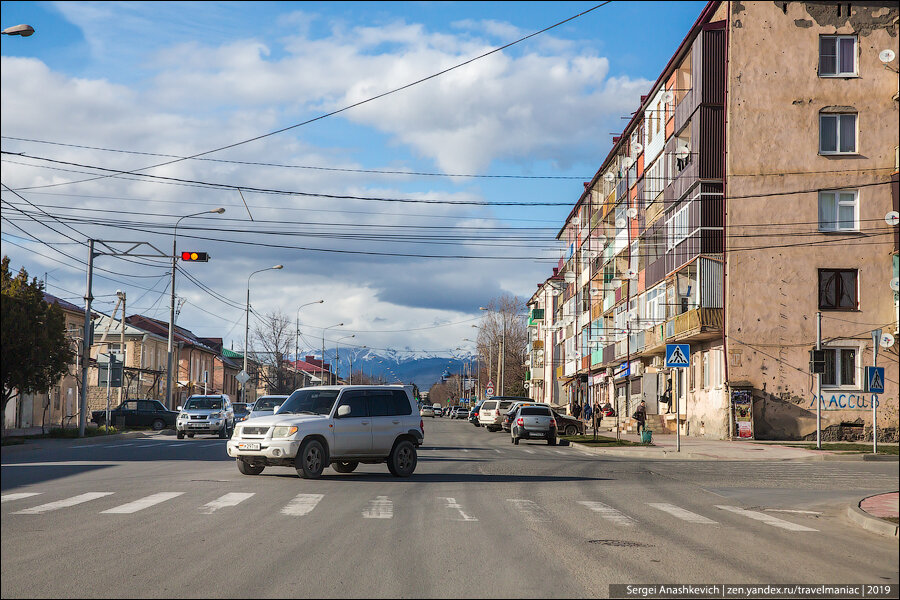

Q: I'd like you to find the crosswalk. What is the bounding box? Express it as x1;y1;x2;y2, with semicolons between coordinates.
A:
2;489;820;533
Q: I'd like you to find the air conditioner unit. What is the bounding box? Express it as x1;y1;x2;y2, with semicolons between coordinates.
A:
651;355;664;368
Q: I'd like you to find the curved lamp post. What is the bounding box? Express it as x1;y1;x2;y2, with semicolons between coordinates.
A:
295;300;324;386
335;334;355;382
321;323;343;384
242;265;283;402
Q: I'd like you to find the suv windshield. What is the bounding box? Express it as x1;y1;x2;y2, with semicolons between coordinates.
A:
278;389;340;415
254;397;285;410
184;397;223;410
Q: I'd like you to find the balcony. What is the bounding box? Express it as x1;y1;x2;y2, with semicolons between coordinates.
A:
665;307;723;342
643;323;667;354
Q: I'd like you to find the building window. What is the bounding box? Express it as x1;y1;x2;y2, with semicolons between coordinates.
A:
668;204;690;250
819;113;857;154
818;269;858;310
818;190;858;231
702;351;710;389
819;35;857;77
822;348;857;387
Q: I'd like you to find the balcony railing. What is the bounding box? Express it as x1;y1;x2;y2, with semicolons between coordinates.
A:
665;307;723;340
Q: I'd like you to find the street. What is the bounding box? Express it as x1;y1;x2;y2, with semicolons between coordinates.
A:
2;419;898;599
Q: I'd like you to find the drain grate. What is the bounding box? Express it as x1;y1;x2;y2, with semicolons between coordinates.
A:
588;539;654;548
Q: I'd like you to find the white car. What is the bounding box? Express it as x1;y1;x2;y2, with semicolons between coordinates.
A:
227;385;424;478
421;405;436;418
247;395;288;420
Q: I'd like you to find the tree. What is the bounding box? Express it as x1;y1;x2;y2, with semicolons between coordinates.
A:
1;257;73;424
475;293;528;397
250;309;295;395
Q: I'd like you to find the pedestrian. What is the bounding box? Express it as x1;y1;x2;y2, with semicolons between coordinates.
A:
632;400;647;435
583;401;592;424
573;402;582;420
660;381;672;414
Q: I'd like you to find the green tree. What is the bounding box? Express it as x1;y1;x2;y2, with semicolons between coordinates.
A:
1;256;73;423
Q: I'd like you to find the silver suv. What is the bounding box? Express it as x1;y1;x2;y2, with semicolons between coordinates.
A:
226;385;424;478
176;394;235;439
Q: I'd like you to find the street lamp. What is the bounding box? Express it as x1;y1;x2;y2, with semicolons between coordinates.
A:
166;207;225;408
479;306;506;396
321;323;343;385
335;334;355;382
463;338;480;401
242;265;283;403
1;24;35;36
295;300;324;387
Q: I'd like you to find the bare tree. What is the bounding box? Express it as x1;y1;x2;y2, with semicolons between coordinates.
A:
251;309;294;395
475;293;528;397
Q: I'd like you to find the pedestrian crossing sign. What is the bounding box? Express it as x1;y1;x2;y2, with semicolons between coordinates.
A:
866;367;885;394
666;344;691;368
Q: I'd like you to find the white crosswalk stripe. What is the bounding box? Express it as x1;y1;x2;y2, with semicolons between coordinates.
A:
440;497;478;522
2;492;43;504
647;502;718;524
716;505;817;531
507;499;552;522
281;493;324;516
102;492;184;514
13;492;114;514
578;501;636;526
198;493;255;514
363;496;393;519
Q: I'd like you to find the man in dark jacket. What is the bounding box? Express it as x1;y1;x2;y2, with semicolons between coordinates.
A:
633;400;647;434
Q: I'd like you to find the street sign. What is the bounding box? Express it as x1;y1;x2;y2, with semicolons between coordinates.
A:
236;370;251;385
98;355;123;387
866;367;885;394
665;344;690;368
486;381;495;397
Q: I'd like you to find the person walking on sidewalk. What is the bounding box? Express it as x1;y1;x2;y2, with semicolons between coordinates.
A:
583;401;593;426
633;400;647;434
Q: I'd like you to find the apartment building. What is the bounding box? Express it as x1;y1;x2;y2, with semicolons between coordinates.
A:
528;1;898;440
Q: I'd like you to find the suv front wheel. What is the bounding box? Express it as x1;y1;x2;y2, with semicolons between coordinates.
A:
296;439;327;479
387;439;417;477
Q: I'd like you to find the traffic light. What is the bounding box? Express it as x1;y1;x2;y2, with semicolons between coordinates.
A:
180;251;209;262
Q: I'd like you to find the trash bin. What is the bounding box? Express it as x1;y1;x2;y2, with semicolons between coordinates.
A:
641;429;653;444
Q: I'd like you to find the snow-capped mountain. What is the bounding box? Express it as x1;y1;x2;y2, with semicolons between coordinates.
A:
298;347;475;389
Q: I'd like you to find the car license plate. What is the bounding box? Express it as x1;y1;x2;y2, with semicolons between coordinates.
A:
238;442;261;451
189;423;206;428
531;431;545;437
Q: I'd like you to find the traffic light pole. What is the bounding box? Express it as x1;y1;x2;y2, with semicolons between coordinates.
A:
166;234;177;410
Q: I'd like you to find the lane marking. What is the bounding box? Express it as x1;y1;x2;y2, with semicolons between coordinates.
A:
102;492;184;514
715;505;817;531
281;493;324;516
647;503;718;524
763;509;823;515
362;496;393;519
13;492;114;514
440;497;478;522
1;492;43;504
578;501;636;526
522;449;535;454
507;499;551;522
199;493;255;514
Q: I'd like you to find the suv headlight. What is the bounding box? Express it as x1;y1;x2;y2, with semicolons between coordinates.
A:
272;426;299;438
233;426;242;438
178;413;189;420
210;411;222;419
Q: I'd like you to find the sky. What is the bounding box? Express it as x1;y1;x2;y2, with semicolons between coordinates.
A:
1;0;706;360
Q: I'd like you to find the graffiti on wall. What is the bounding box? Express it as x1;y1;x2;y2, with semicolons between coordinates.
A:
807;393;881;411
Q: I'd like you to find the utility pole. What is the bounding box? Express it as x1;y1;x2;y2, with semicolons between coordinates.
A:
79;240;95;438
816;311;822;450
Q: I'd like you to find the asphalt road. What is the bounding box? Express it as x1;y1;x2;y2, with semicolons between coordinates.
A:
2;418;898;598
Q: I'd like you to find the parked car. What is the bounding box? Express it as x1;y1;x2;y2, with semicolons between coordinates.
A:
227;385;423;478
91;399;178;431
433;403;443;417
175;394;235;439
469;403;483;426
421;405;436;418
510;404;557;445
455;407;469;419
479;396;528;431
554;410;585;436
248;395;289;420
501;401;550;432
233;402;252;422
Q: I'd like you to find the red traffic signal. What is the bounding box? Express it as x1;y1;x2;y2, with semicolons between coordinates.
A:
180;251;209;262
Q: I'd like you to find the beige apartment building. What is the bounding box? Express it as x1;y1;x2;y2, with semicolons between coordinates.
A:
528;1;898;441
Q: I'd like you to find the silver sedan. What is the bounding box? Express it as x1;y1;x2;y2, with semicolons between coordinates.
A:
510;405;557;446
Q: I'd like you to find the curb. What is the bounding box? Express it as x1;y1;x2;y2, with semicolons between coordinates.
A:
569;442;831;461
1;430;156;455
847;499;899;538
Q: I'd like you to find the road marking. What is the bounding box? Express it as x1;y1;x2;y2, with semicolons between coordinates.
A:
199;493;255;514
461;449;470;453
578;501;636;526
440;497;478;522
553;450;566;455
1;492;43;504
507;499;551;522
522;449;535;454
13;492;114;514
281;493;324;516
493;449;502;454
132;443;161;448
647;503;718;524
102;492;184;514
763;509;823;515
363;496;393;519
715;505;817;531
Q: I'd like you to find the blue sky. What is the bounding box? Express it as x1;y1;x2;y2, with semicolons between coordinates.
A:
1;1;706;357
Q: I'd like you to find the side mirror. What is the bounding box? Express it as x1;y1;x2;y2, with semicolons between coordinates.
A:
176;406;182;411
273;405;281;414
337;405;351;417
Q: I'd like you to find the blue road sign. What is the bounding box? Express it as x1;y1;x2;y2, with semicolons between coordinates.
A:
665;344;691;368
866;367;885;394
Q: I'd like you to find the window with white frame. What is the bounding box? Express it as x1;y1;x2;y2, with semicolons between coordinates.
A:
819;112;857;154
822;347;857;387
702;351;710;389
668;204;690;249
645;158;663;206
642;284;666;326
819;35;857;77
818;189;858;231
